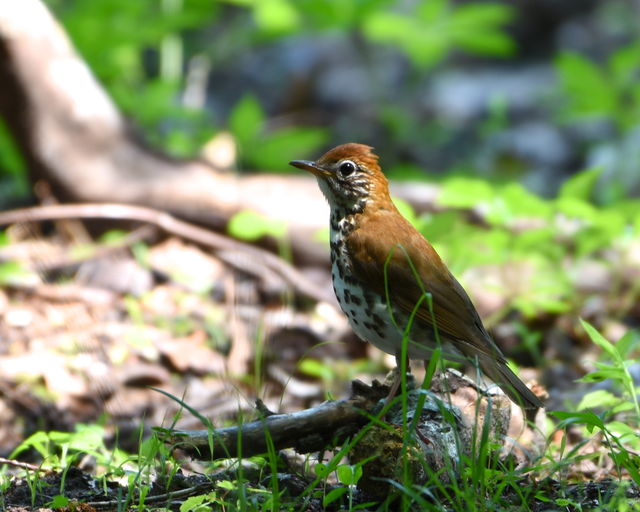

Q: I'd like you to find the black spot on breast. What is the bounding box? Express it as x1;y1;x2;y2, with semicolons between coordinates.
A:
351;295;362;306
363;321;374;331
363;292;375;307
344;225;355;236
372;314;384;327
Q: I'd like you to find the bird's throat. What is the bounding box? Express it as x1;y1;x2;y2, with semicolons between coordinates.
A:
329;201;366;238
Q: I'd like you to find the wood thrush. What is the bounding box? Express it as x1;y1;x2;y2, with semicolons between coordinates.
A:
290;143;543;416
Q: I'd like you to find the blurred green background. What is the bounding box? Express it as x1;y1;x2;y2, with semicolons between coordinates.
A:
1;0;640;326
2;0;639;198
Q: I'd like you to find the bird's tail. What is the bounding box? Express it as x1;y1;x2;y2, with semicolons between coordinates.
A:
478;355;543;422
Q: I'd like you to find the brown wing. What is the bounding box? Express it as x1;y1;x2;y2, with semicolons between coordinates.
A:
346;209;544;411
346;208;504;362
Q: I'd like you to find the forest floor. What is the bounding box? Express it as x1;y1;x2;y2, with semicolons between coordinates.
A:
0;216;639;511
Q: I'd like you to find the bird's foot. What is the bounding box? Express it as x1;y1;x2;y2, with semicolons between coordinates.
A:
381;366;415;411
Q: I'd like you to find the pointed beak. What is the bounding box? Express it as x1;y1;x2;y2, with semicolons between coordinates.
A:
289;160;331;178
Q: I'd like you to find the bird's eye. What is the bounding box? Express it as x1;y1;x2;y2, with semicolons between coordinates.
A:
338;160;357;176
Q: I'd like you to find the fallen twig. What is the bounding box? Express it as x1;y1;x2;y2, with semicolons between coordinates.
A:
0;203;333;304
0;457;43;472
159;379;386;459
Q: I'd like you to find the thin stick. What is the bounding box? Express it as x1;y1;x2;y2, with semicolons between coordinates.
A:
0;457;43;472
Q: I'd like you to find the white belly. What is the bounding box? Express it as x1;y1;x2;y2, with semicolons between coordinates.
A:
331;262;403;356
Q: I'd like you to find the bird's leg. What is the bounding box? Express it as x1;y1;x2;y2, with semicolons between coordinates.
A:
384;352;411;404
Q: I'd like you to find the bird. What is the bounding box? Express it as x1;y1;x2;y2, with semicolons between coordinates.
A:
289;143;542;418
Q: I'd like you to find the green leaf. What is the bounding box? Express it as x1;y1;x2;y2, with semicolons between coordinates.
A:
295;0;389;30
229;95;264;147
607;420;640;441
450;2;513;27
216;480;235;490
559;167;602;201
576;389;620;411
323;487;348;507
49;424;105;455
417;0;447;22
363;1;513;66
610;43;640;88
49;495;70;508
336;465;356;485
254;0;299;34
512;228;559;258
0;261;39;287
580;319;620;362
497;183;553;219
592;209;625;238
362;12;448;68
555;52;617;121
550;411;606;432
139;435;163;459
611;401;636;414
0;118;26;179
10;431;51;459
228;210;287;241
314;463;330;478
438;177;495;208
99;229;130;245
579;364;626;383
484;183;552;225
253;127;328;171
555;197;596;221
181;493;216;512
299;359;333;381
229;98;327;171
613;199;640;222
615;330;640;359
450;4;515;56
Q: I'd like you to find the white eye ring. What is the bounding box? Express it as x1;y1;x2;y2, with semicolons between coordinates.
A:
339;160;357;176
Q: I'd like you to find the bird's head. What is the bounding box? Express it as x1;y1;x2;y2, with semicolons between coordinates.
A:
289;143;389;212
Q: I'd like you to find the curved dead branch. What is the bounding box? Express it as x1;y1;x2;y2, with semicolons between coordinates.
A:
0;202;333;304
